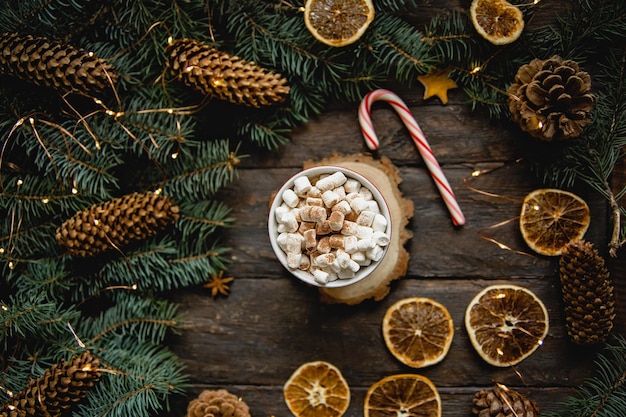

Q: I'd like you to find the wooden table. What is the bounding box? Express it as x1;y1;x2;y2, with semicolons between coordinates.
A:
167;2;624;416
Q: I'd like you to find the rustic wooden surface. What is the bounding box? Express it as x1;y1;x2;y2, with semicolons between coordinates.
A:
166;2;624;416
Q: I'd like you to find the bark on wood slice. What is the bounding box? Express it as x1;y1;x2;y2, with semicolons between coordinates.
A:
303;153;414;305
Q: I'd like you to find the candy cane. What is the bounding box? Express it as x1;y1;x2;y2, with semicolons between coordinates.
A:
358;89;465;226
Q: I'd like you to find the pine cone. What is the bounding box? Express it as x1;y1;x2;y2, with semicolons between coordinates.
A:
507;55;594;141
1;351;101;417
56;191;180;257
0;32;118;96
165;38;290;108
186;389;250;417
559;239;615;345
472;385;539;417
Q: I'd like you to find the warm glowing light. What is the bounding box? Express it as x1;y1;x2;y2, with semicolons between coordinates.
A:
497;292;506;299
93;219;100;225
42;198;49;204
212;77;224;87
0;248;4;254
171;152;179;159
72;188;78;194
471;170;481;177
470;66;482;74
8;261;14;270
94;99;103;105
88;51;94;57
16;179;23;186
496;348;504;356
167;108;174;114
1;305;8;311
185;66;193;72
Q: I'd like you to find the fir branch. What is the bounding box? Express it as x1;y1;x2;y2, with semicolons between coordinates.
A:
82;293;179;345
155;139;242;202
0;294;79;350
543;335;626;417
77;343;188;417
363;13;436;85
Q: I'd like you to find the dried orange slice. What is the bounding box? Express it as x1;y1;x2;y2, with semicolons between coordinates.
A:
364;374;441;417
283;361;350;417
469;0;524;45
465;284;549;367
382;297;454;368
304;0;375;47
520;188;590;256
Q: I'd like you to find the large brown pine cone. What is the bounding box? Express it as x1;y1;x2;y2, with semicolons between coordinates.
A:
1;351;101;417
166;38;290;108
186;389;250;417
0;32;118;96
560;239;615;345
507;55;594;141
56;191;180;257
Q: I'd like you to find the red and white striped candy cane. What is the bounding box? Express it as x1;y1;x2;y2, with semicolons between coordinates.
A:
358;89;465;226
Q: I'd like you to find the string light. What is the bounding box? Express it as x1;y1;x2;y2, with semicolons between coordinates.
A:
171;152;179;159
42;198;49;204
16;179;23;186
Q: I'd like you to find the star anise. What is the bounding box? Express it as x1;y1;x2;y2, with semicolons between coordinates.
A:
203;270;234;298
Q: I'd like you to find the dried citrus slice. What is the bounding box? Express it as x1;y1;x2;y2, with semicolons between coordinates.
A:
465;284;549;367
304;0;375;47
469;0;524;45
382;297;454;368
364;374;441;417
283;361;350;417
520;188;590;256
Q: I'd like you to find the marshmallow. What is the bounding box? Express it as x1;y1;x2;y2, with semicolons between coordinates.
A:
312;269;330;285
293;176;312;195
356;210;375;227
328;211;345;231
322;190;341;208
373;231;390;246
350;197;369;214
372;213;388;232
306;197;324;207
282;189;299;207
344;178;361;193
331;200;352;215
300;206;327;223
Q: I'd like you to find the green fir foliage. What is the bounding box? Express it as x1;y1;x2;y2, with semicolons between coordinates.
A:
1;0;625;416
543;335;626;417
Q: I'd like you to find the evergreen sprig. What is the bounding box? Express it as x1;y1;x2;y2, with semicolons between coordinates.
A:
543;335;626;417
1;0;625;416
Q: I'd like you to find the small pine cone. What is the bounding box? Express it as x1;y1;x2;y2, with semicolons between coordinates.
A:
186;389;250;417
0;32;118;96
559;239;615;345
472;385;540;417
56;191;180;257
166;38;290;108
1;351;101;417
507;55;594;141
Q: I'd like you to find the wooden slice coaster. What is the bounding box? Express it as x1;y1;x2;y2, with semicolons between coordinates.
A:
303;153;414;305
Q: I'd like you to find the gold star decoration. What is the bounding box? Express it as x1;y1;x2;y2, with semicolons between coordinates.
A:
417;68;458;105
203;270;235;298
